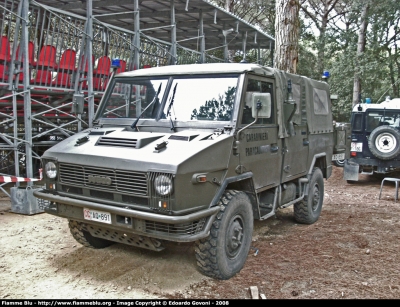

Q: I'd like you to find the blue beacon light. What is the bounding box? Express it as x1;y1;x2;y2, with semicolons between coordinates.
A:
322;70;330;79
111;58;121;69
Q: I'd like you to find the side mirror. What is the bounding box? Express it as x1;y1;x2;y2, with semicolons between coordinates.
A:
251;93;271;118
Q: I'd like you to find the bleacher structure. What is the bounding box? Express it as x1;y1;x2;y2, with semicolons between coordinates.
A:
0;0;275;194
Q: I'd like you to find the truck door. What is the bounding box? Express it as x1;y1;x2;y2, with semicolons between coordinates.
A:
281;81;309;181
281;124;309;181
237;77;283;190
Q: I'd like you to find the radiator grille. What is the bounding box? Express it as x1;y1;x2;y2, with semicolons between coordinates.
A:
59;163;148;196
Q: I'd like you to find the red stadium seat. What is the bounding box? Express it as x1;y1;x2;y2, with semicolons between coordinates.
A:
53;49;77;87
32;45;57;86
0;36;11;82
93;56;111;91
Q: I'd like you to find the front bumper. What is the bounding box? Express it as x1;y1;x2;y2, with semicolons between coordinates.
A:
33;189;222;243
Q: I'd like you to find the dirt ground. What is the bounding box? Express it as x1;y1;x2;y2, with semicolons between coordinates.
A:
0;166;399;300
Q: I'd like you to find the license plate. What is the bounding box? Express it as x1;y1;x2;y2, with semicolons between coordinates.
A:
351;142;363;152
332;153;345;160
83;208;112;224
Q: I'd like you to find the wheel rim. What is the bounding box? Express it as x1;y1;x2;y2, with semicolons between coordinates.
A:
335;159;345;166
375;132;397;153
226;214;244;258
311;184;320;211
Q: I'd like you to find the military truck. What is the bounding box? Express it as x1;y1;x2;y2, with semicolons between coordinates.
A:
344;97;400;181
34;63;340;280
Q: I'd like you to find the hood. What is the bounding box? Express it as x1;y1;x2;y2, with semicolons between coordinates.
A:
43;127;233;173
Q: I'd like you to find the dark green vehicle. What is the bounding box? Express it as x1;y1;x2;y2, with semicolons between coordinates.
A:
34;63;341;280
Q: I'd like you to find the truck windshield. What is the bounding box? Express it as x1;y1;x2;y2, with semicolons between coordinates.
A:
98;77;168;119
98;75;239;122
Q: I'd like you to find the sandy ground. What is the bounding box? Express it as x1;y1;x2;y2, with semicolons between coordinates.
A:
0;166;399;299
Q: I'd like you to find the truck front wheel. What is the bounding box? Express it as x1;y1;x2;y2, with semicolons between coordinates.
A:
195;190;253;280
294;168;324;224
68;220;114;249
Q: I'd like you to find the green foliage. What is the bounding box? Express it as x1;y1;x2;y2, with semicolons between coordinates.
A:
191;86;236;120
298;0;400;121
297;44;318;80
212;0;275;34
210;1;400;121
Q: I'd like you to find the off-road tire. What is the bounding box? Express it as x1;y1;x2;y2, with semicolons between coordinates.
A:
368;126;400;160
294;168;324;224
68;220;114;249
195;190;253;280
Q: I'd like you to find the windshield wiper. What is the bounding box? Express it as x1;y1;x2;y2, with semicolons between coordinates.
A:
131;83;162;130
166;83;177;131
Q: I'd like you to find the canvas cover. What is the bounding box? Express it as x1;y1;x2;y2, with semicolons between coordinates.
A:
271;69;332;138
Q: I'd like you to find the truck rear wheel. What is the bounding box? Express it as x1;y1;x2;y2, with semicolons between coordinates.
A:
68;220;114;249
294;168;324;224
195;190;253;280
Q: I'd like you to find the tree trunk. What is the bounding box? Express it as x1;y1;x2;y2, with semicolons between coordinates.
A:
352;3;369;107
317;5;329;77
274;0;300;73
224;0;234;12
393;35;399;97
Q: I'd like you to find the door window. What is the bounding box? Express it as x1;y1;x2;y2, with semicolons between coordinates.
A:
241;78;274;125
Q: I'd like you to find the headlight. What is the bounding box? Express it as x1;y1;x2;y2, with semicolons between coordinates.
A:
45;161;57;179
154;175;173;196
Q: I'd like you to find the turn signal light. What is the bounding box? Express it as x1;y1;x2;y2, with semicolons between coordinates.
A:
196;175;207;183
158;201;168;209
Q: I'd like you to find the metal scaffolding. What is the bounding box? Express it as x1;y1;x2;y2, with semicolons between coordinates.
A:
0;0;275;195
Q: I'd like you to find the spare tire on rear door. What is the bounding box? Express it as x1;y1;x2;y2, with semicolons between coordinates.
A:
368;125;400;160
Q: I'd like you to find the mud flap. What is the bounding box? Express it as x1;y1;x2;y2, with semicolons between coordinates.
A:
343;160;359;181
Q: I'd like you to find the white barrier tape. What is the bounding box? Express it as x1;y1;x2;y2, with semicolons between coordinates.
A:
0;169;43;183
0;176;41;183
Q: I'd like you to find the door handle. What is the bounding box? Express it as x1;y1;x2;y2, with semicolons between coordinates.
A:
270;145;279;152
